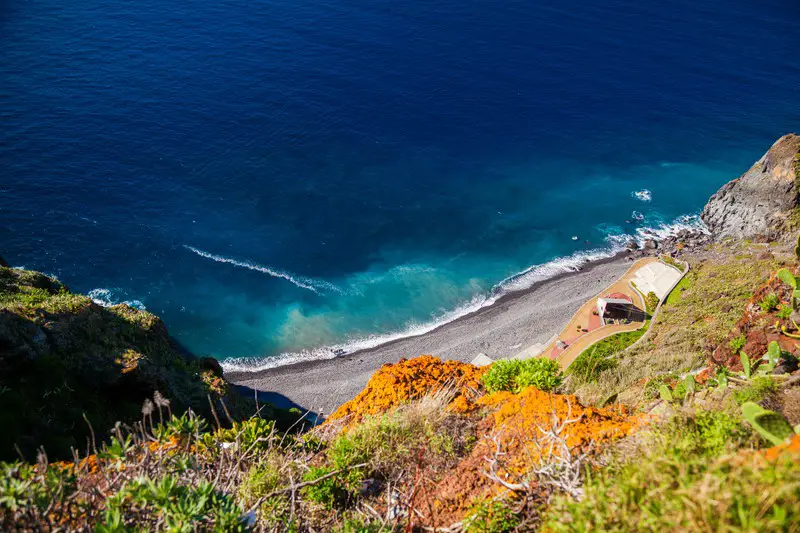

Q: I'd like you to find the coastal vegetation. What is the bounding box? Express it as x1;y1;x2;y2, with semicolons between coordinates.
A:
3;135;800;530
565;326;646;386
4;238;800;530
480;357;562;393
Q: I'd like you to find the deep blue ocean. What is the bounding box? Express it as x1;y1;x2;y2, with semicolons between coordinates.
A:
3;0;800;368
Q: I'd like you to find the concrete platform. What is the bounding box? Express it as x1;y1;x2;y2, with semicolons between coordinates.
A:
632;261;682;300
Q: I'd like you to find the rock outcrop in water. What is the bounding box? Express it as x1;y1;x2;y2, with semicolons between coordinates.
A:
702;133;800;241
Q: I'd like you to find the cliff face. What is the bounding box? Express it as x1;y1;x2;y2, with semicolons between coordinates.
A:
702;134;800;241
0;261;254;460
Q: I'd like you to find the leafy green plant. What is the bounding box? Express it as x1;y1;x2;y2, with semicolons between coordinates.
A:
758;292;780;312
513;358;562;392
166;411;207;437
658;384;673;403
740;351;752;379
464;497;521;533
733;376;777;405
100;476;247;532
712;367;730;389
759;341;781;375
645;291;659;314
777;305;792;320
728;335;746;354
684;374;696;395
301;466;350;509
482;358;562;393
741;402;799;446
200;417;276;454
98;434;134;464
481;360;521;393
776;268;800;319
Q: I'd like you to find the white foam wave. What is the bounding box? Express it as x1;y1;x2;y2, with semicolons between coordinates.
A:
604;213;709;249
222;213;709;373
495;247;619;294
88;288;147;310
223;244;628;373
222;293;496;372
632;189;652;202
184;245;340;295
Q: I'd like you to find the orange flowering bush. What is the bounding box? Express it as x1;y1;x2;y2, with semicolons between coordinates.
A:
424;386;639;524
328;355;486;422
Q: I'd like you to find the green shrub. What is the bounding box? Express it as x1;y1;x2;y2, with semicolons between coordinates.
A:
733;376;777;405
101;476;247;532
759;292;780;312
645;291;659;314
566;347;618;385
0;287;50;307
238;453;287;509
728;334;747;354
482;358;562;393
481;360;521;393
671;380;688;400
568;328;645;386
778;304;792;320
643;373;680;400
327;407;430;473
0;461;76;515
464;497;520;533
514;358;562;392
301;466;351;509
690;411;750;456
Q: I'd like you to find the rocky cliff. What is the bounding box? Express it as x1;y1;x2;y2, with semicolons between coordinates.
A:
0;260;276;460
702;134;800;241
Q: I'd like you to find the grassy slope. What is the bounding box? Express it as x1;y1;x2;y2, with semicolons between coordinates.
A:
573;241;784;406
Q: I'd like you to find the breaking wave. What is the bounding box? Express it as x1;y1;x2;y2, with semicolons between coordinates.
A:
88;288;147;310
183;245;341;295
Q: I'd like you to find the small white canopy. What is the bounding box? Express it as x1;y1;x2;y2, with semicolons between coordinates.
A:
597;297;633;316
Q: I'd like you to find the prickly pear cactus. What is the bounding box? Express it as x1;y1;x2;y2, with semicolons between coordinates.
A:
741;402;795;446
659;384;673;403
795;234;800;259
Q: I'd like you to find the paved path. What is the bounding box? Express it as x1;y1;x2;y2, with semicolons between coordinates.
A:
510;257;677;370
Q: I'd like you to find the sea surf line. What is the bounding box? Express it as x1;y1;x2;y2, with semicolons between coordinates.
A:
183;245;341;295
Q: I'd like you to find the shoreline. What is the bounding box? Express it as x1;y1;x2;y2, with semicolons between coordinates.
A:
227;251;633;414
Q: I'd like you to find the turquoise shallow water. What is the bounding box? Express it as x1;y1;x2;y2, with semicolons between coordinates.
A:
2;0;800;367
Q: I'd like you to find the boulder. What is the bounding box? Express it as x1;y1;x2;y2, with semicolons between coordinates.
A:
702;134;800;241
